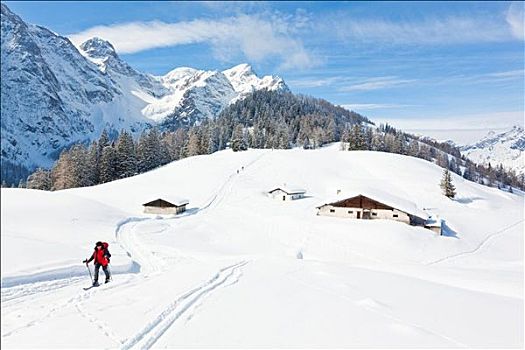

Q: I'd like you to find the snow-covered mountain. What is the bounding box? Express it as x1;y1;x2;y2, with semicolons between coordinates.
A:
1;145;523;347
460;125;525;175
0;4;288;176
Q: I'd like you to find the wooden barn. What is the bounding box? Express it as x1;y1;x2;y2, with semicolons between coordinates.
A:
317;191;428;226
143;197;189;215
268;186;306;201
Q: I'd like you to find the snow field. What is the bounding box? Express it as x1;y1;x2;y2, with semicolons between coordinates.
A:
1;144;523;348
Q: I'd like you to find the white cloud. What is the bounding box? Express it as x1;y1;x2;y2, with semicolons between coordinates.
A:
506;2;525;40
287;77;341;88
340;103;417;111
68;14;316;70
339;77;417;92
326;10;522;45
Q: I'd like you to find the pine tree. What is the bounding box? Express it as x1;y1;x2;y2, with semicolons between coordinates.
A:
392;133;406;154
99;146;118;183
340;127;350;150
137;128;162;172
26;168;52;190
207;124;220;154
231;124;247;152
437;152;449;169
88;141;100;185
98;129;110;154
115;130;137;178
408;139;419;157
348;124;365;150
370;131;384;151
440;168;456;199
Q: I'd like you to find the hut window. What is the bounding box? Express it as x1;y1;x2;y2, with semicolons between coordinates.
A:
330;209;335;213
348;210;353;214
393;214;399;218
372;213;377;216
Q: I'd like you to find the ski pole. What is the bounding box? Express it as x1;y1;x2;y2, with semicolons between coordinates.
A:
85;262;93;284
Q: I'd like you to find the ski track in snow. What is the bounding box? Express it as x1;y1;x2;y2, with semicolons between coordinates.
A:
121;260;248;350
76;299;124;347
425;219;524;265
1;276;85;305
1;277;127;339
198;150;270;214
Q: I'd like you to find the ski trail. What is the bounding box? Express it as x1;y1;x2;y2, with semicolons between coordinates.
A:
121;260;248;350
76;301;124;347
1;276;85;306
198;150;270;213
115;217;164;276
425;220;523;265
1;277;128;339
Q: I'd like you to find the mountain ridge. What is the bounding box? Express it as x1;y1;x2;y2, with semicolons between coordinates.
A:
0;4;289;183
460;125;524;175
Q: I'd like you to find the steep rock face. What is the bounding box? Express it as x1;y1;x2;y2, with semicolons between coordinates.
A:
0;3;288;182
0;4;150;172
146;64;289;128
223;63;288;103
461;126;525;175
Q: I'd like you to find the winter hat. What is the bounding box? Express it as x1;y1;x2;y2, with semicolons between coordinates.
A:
96;241;103;247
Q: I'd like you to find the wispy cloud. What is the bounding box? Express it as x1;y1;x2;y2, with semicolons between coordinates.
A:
339;77;417;92
68;14;316;70
340;103;417;111
324;5;524;45
485;69;524;79
287;77;341;88
506;2;524;40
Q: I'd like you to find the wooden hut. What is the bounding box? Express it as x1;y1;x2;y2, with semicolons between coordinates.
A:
143;197;189;215
268;186;306;201
317;191;428;226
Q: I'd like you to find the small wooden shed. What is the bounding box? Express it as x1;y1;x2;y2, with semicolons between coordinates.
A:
268;186;306;201
143;197;189;215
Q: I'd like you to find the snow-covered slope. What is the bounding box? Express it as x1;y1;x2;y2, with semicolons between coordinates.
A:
1;145;523;348
461;125;525;175
143;63;288;128
0;4;288;174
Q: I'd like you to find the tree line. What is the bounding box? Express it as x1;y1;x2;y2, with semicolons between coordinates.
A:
339;123;523;191
16;90;524;192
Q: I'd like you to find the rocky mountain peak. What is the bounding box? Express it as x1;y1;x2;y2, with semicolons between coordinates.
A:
79;37;117;60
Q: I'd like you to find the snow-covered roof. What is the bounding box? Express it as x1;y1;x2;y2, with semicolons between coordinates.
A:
268;186;306;195
318;187;428;220
425;217;442;227
143;196;189;207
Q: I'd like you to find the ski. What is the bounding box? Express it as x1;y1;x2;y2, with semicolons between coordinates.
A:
83;281;111;290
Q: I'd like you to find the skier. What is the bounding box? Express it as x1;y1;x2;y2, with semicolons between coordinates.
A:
83;241;111;286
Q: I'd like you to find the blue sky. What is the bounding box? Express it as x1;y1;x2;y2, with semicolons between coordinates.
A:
5;1;525;138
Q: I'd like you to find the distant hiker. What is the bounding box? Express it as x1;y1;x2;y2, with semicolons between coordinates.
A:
83;241;111;286
237;169;239;174
242;166;244;171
